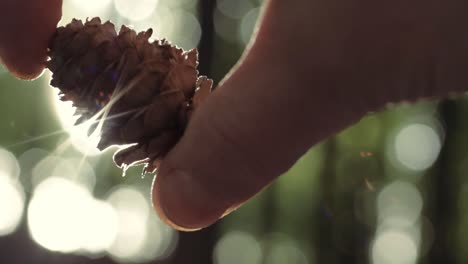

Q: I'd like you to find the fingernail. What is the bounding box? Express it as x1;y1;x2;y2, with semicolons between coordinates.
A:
152;166;228;231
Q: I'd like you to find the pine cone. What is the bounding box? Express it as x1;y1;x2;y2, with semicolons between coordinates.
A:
47;17;213;173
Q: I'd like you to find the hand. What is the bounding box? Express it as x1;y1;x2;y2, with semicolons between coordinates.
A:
152;0;468;230
0;0;62;79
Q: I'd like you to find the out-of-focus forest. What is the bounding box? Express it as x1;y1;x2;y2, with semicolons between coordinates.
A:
0;0;466;263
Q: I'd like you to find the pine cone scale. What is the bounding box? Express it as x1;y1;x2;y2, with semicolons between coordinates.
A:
47;18;213;173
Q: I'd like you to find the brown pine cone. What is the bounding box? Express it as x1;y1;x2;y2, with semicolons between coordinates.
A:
47;17;213;173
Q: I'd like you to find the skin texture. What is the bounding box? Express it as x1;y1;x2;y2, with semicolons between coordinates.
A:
2;0;468;231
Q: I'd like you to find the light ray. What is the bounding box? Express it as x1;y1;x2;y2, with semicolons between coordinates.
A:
5;130;68;149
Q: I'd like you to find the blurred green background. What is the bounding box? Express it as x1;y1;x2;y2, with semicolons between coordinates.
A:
0;0;465;263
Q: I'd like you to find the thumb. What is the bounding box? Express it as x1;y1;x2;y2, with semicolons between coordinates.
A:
151;34;366;231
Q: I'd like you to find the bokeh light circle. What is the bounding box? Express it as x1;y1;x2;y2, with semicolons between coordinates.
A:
262;233;309;264
114;0;159;21
106;185;177;262
393;123;442;171
0;174;25;236
70;0;112;14
18;148;49;187
80;200;119;253
106;186;151;261
0;148;21;181
372;229;418;264
31;155;63;187
170;11;202;50
216;0;254;19
239;7;260;45
130;5;175;41
213;231;262;264
136;212;178;262
377;181;423;227
28;177;95;252
214;9;239;43
31;155;97;192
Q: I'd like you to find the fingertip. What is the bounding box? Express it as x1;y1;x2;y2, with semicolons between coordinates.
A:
152;163;230;231
2;58;46;80
0;0;62;80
